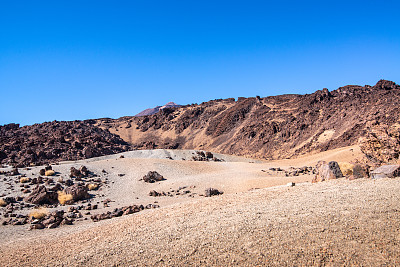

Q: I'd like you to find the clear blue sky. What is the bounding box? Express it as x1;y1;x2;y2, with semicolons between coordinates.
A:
1;1;399;126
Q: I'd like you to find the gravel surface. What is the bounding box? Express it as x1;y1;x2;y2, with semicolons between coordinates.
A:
1;177;399;266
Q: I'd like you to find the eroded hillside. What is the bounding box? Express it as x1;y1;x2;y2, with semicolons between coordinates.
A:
97;80;400;160
1;80;399;167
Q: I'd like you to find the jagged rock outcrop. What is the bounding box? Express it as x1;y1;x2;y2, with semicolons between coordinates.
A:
0;120;131;167
359;121;400;164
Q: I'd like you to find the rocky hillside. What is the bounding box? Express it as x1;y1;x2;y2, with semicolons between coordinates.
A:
97;80;400;161
0;121;131;167
1;80;399;166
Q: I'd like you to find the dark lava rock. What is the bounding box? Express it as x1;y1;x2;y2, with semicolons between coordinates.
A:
328;161;343;178
91;204;151;222
352;164;369;179
24;185;58;205
64;184;90;201
0;120;131;167
70;166;91;178
149;190;166;197
205;188;223;197
142;171;165;183
3;197;16;204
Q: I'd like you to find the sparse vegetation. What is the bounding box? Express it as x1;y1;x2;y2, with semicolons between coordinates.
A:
58;191;74;205
0;198;7;207
339;162;354;176
88;183;99;190
20;177;30;183
29;208;48;219
45;170;55;176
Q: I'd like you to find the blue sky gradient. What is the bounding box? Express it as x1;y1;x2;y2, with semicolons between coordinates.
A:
1;1;399;125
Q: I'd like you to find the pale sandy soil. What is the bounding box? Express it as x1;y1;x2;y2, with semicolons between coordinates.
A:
2;146;394;266
1;178;399;266
0;148;315;242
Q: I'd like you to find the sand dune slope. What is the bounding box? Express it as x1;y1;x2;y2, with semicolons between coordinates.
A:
1;177;399;266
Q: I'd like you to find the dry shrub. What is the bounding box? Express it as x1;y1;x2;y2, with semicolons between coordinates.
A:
45;170;55;176
0;198;7;207
20;177;30;183
87;183;98;190
58;191;74;205
339;162;354;176
29;208;48;219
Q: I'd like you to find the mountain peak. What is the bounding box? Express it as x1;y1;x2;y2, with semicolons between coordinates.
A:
135;102;181;117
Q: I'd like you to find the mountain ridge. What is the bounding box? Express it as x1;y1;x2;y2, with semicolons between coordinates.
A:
1;80;399;167
97;79;400;162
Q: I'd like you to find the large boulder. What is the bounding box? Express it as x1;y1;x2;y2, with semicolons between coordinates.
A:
24;185;58;205
312;161;343;183
352;164;369;179
142;171;165;183
64;184;90;201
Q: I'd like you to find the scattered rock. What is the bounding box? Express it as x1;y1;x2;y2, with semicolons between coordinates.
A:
192;151;223;162
149;190;166;197
70;166;92;178
91;204;158;222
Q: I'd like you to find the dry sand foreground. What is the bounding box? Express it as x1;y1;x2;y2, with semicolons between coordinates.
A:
0;178;399;266
2;146;399;266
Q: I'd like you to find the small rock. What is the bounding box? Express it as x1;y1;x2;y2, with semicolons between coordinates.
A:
205;188;223;197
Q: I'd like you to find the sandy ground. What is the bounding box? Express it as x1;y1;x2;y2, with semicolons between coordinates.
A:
1;177;399;266
1;146;391;266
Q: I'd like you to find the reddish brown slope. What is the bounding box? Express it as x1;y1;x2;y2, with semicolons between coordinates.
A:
97;80;400;160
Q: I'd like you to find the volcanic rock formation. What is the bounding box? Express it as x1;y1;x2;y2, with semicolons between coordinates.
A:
0;120;131;167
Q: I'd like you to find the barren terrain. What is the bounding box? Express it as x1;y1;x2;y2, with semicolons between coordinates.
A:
2;146;398;266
